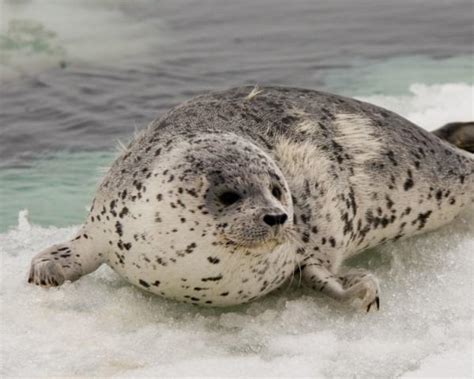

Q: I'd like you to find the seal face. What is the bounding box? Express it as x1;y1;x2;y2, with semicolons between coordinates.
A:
28;86;474;311
183;133;294;250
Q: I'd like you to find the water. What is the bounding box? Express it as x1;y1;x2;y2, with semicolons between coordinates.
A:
0;0;473;377
1;0;473;168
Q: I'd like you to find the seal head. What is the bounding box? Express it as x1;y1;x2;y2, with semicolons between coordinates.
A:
184;133;294;251
93;132;298;305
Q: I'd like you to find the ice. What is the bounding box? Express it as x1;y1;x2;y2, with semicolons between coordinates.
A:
359;83;474;131
17;209;31;232
1;83;473;377
1;209;472;377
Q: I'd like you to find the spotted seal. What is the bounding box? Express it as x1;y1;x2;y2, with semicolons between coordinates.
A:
28;86;474;311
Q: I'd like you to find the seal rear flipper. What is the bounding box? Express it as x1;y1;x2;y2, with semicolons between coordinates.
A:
432;121;474;153
28;232;105;287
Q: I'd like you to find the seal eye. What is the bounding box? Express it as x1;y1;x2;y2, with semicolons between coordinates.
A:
218;191;241;206
271;186;282;200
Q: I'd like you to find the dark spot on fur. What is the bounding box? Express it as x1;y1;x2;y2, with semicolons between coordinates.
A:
115;221;123;237
207;257;220;264
201;274;223;282
404;170;414;191
185;242;197;254
412;210;433;230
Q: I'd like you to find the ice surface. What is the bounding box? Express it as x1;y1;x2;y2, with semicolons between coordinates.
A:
1;208;472;377
1;83;473;377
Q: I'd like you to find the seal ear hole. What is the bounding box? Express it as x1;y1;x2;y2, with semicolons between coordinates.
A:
218;191;241;206
271;185;282;200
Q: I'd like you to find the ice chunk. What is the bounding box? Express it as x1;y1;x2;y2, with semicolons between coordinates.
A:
17;209;31;232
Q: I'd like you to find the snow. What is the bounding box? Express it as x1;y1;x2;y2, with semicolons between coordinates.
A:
359;83;474;131
1;84;473;377
1;208;472;377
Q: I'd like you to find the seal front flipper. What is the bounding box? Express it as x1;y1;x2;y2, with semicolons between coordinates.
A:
28;229;105;287
302;263;380;312
432;121;474;153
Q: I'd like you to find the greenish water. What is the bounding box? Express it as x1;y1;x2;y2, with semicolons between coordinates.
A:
323;55;474;96
0;19;65;57
0;151;115;231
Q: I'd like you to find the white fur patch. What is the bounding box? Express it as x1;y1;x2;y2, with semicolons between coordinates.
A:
332;113;382;165
274;138;333;191
288;107;312;119
274;137;343;267
333;113;382;196
245;85;263;100
296;120;319;134
277;113;381;188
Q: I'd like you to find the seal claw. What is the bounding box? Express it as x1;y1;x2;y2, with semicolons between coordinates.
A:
366;296;380;313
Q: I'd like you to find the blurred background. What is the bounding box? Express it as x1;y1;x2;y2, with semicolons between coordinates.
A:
0;0;473;230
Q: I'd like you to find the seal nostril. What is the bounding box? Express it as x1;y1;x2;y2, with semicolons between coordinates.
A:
278;213;288;224
263;213;288;226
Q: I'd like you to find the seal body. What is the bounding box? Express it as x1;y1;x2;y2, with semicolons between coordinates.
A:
29;86;474;309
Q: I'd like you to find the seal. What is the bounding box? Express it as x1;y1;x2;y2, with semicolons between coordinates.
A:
28;86;474;311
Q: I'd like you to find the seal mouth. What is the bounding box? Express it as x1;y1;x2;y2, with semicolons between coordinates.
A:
222;228;290;252
224;238;282;252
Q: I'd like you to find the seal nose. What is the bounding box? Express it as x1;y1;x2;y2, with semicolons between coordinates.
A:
263;213;288;227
